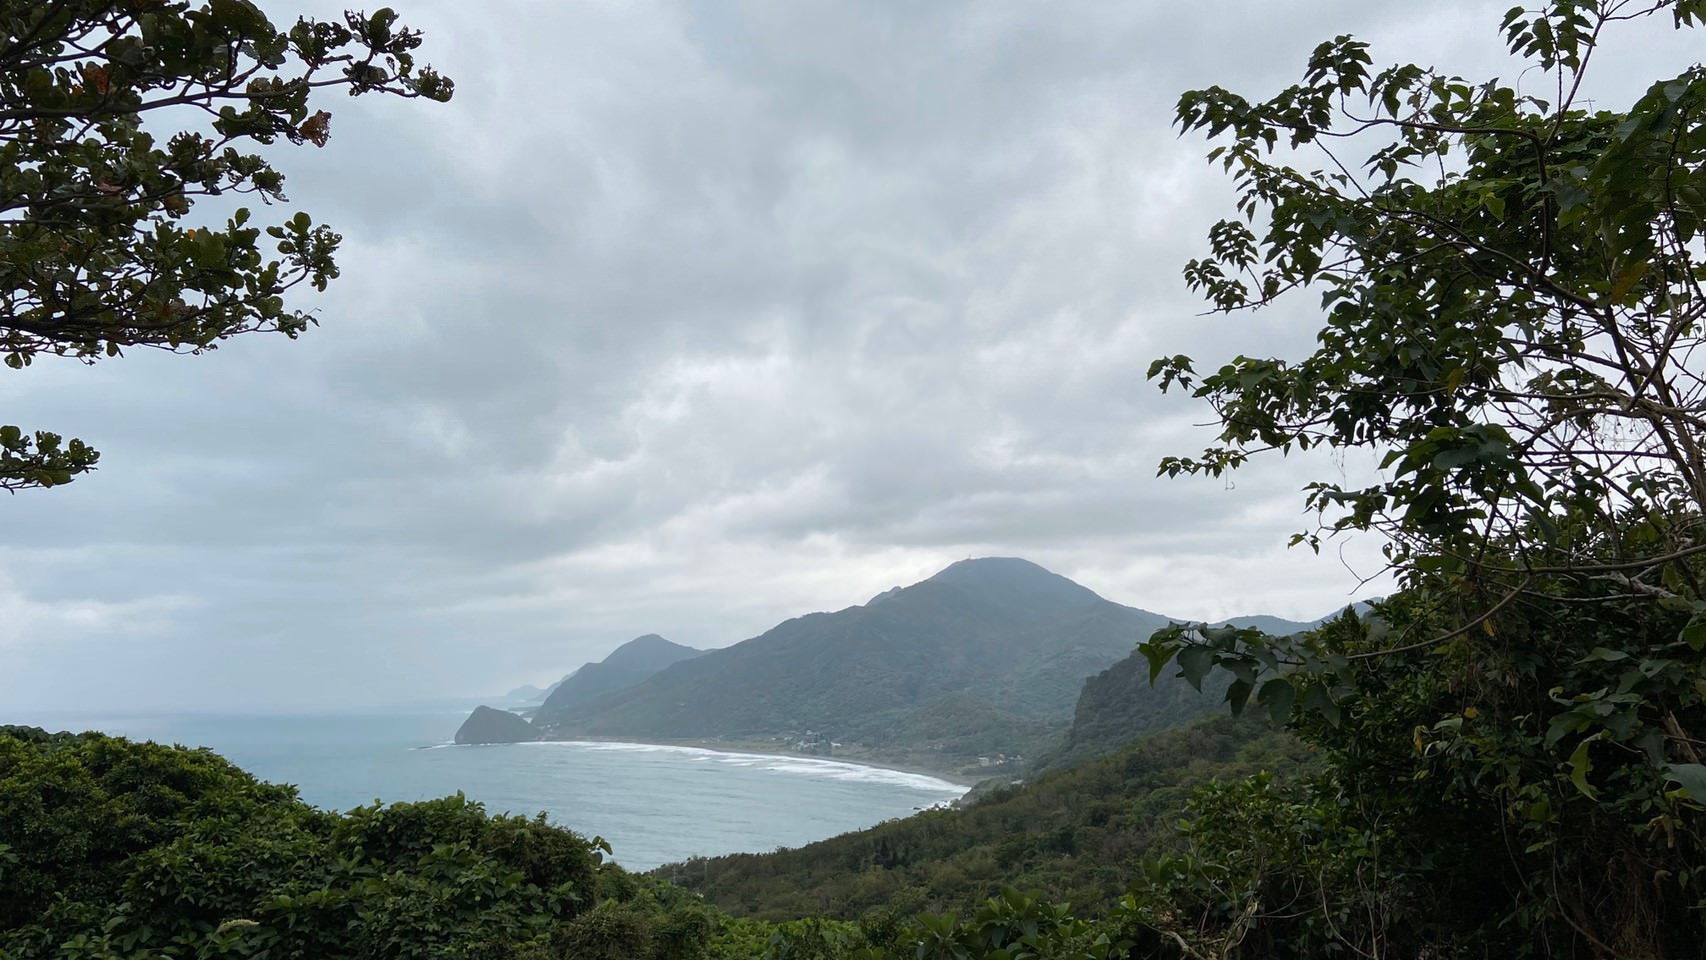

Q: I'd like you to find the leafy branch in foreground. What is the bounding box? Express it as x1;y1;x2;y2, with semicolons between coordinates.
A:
1139;2;1706;956
1151;0;1706;606
0;0;454;490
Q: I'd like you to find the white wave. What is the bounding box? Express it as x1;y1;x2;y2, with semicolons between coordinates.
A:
520;740;966;794
745;756;966;793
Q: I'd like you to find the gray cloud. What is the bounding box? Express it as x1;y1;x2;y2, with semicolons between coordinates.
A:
5;1;1695;712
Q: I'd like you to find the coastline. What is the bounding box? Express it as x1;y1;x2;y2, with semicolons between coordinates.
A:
533;734;982;789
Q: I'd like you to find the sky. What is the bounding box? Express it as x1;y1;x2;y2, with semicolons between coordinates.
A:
3;1;1699;714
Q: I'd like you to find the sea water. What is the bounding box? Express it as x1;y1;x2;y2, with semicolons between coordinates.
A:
11;709;966;871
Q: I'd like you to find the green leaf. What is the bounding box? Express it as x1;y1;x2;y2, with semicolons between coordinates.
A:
1607;261;1649;302
1225;678;1253;716
1318;692;1341;727
1139;637;1178;684
1680;621;1706;652
1177;645;1215;691
1567;740;1598;800
209;0;268;34
1259;678;1295;724
1664;763;1706;802
1298;682;1342;726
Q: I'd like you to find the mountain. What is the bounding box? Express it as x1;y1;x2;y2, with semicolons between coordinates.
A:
493;673;575;717
540;672;573;700
453;705;538;745
1219;613;1317;635
1037;604;1363;771
533;634;704;724
535;558;1183;771
503;683;547;702
1040;648;1228;772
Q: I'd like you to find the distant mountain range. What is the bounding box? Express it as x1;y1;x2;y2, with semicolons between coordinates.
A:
457;557;1362;775
484;636;700;721
528;559;1175;764
502;683;550;702
502;669;578;706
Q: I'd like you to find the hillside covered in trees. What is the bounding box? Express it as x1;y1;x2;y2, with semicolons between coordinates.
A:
0;726;723;960
529;558;1198;773
487;558;1338;776
656;714;1309;920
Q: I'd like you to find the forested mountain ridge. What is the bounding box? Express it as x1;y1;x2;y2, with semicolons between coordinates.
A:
534;634;704;723
655;713;1311;919
533;558;1193;771
1031;605;1365;772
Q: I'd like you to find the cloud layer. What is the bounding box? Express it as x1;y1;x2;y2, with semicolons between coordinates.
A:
5;1;1697;712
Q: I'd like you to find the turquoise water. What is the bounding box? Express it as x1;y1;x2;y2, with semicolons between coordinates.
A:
14;710;966;871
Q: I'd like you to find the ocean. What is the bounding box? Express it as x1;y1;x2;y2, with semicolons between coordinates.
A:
13;709;968;871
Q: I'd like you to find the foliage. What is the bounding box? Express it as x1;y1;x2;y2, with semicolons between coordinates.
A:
721;891;1137;960
0;0;452;491
874;889;1133;960
1150;0;1706;594
1125;593;1706;957
0;726;716;960
1136;2;1706;955
658;714;1308;922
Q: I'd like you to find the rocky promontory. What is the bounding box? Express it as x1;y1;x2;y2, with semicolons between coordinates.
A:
454;705;538;744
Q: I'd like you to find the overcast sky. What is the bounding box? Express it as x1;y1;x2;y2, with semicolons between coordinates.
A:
3;1;1697;714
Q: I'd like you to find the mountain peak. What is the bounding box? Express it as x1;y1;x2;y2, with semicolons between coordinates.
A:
535;555;1165;764
603;634;698;668
534;634;705;724
925;557;1104;606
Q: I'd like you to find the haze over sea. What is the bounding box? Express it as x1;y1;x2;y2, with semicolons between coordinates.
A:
22;709;967;870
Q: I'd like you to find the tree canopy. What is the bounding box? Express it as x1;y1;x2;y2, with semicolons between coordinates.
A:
0;726;725;960
0;0;453;491
1134;1;1706;955
1149;0;1706;615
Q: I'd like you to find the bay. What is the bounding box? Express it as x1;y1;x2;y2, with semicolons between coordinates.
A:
13;709;967;871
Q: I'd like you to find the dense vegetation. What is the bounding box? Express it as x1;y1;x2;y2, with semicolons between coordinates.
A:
0;726;723;960
0;722;1304;960
658;714;1308;921
1127;1;1706;954
0;719;1314;960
